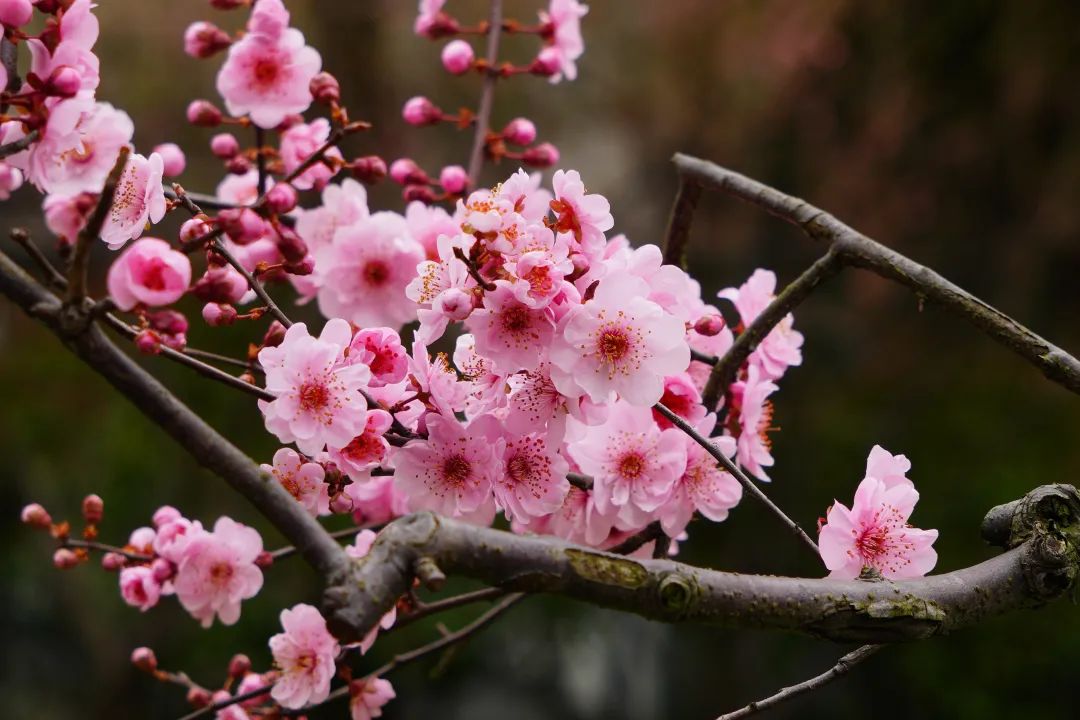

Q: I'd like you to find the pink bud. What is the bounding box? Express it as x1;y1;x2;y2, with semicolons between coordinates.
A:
148;309;189;337
81;494;104;524
438;165;468;195
349;155;387;184
329;493;354;514
183;21;232;59
202;302;237;327
228;654;252;679
402;96;442;127
45;65;81;98
151;558;175;583
53;548;79;569
522;142;560;168
210;133;240;159
275;225;308;263
389;158;428;186
502;117;537;146
434;287;473;321
265;183;298;214
254;550;274;568
0;0;32;28
263;322;287;349
152;506;182;528
134;330;162;356
531;47;561;77
20;503;51;529
186;100;222;127
131;647;158;673
225;155;253;175
179;218;212;246
209;0;246;8
101;552;125;571
186;687;212;708
403;184;436;203
693;314;726;337
153;143;186;177
284;256;315;276
276;113;304;131
217;208;264;244
441;39;475;75
309;72;341;105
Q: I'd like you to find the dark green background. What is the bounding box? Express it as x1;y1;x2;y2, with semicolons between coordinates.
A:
4;1;1080;717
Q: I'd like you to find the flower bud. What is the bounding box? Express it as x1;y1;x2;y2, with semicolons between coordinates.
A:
389;158;428;186
502;117;537;146
309;71;340;105
217;207;264;244
183;20;232;59
0;0;32;28
441;39;474;75
153;143;186;178
186;99;222;127
152;506;182;527
130;647;157;673
255;550;274;568
228;654;252;679
329;492;354;514
101;552;125;571
151;558;175;583
265;183;298;214
179;218;212;246
403;184;436;204
693;314;726;336
438;165;468;195
225;155;253;175
531;47;561;77
522;142;560;168
210;133;240;159
45;65;81;98
134;329;162;356
21;503;51;529
263;321;287;349
401;96;442;127
209;0;246;8
81;494;104;524
284;256;315;276
434;287;473;321
53;548;79;569
202;302;237;327
349;155;387;184
274;225;308;263
186;687;212;709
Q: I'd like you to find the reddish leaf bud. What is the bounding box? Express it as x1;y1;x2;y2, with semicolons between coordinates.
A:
202;302;238;327
403;184;436;204
52;548;79;569
309;71;341;105
134;329;162;356
20;503;52;529
522;142;560;168
81;494;104;524
262;321;287;349
274;225;308;263
225;155;253;175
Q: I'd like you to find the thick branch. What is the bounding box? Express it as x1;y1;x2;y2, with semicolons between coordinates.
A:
0;249;346;578
323;483;1080;644
466;0;503;186
672;153;1080;396
661;177;703;268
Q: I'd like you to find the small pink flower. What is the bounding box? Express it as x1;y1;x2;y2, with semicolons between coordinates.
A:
347;328;408;387
346;474;411;525
42;192;92;244
261;448;329;516
215;0;322;129
0;161;22;199
25;98;134;195
539;0;589;83
730;364;778;481
173;517;264;627
328;410;393;481
652;373;706;431
549;272;690;407
392;413;499;523
119;566;162;611
719;269;803;381
658;417;741;536
865;445;913;488
549;169;611;252
315;212;424;329
349;677;396;720
107;238;191;311
527;485;616;546
269;603;340;709
404;200;458;260
99;152;167;250
295;178;369;251
819;456;938;579
414;0;448;36
467;281;555;374
26;0;100;93
153;517;205;564
279;118;342;191
567;402;687;516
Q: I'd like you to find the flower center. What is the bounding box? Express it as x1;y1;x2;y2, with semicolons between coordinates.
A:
253;58;280;87
142;259;169;291
209;561;233;585
617;451;645;480
523;265;553;295
442;455;472;486
597;327;630;364
363;260;390;286
507;455;533;482
342;432;383;464
855;524;891;561
757;400;778;449
501;305;531;334
299;381;330;412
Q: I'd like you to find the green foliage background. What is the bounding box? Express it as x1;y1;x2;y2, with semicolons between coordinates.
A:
4;1;1080;717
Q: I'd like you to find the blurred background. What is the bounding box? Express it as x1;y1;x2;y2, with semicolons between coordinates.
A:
4;0;1080;717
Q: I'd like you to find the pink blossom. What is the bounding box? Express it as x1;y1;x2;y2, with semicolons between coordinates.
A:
527;485;616;546
392;413;499;523
0;0;31;28
539;0;588;83
406;343;471;423
216;169;260;206
25;98;134;195
215;0;321;129
467;281;555;374
258;320;372;455
346;474;410;525
42;192;91;244
173;517;264;627
0;161;22;199
495;431;571;523
98;152;166;250
567;402;687;515
865;445;913;488
153;143;186;177
153;517;205;564
279;118;342;190
549;272;690;407
26;0;100;93
414;0;447;36
346;328;408;387
658;417;741;535
106;238;191;311
652;373;706;431
261;448;329;516
819;466;938;579
269;603;340;709
349;677;396;720
719;269;803;380
315;212;424;329
731;364;778;481
328;409;393;481
119;566;162;611
404;200;457;260
295;178;369;253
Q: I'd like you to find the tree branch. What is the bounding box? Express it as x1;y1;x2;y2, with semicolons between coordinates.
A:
661;176;703;268
0;129;38;159
672;153;1080;396
466;0;503;186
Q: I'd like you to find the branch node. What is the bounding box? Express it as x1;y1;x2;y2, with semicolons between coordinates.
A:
415;557;447;591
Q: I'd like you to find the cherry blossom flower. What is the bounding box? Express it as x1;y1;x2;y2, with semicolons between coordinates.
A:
652;373;707;431
658;417;741;536
261;448;329;516
522;485;616;546
392;413;499;524
819;464;938;580
173;517;264;627
567;402;687;516
467;281;556;373
471;415;570;522
106;238;191;310
295;178;369;255
719;269;803;380
539;0;588;83
345;474;410;525
549;272;690;407
730;364;778;482
269;603;340;709
328;409;393;482
414;0;448;36
258;320;372;455
549;169;612;252
346;328;408;387
24;98;134;195
865;444;913;488
315;212;424;329
404;200;458;260
0;161;22;199
98;152;166;249
279;118;342;190
119;566;161;611
215;0;322;129
26;0;101;93
349;677;396;720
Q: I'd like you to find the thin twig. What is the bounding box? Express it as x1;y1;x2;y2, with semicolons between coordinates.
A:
0;129;38;159
566;472;593;490
176;682;272;720
653;402;819;555
67;147;130;301
10;228;66;289
466;0;503;186
661;176;703;268
716;644;883;720
395;587;508;628
182;347;255;372
702;247;843;409
211;237;293;327
62;538;152;562
254;126;269;197
607;521;664;555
